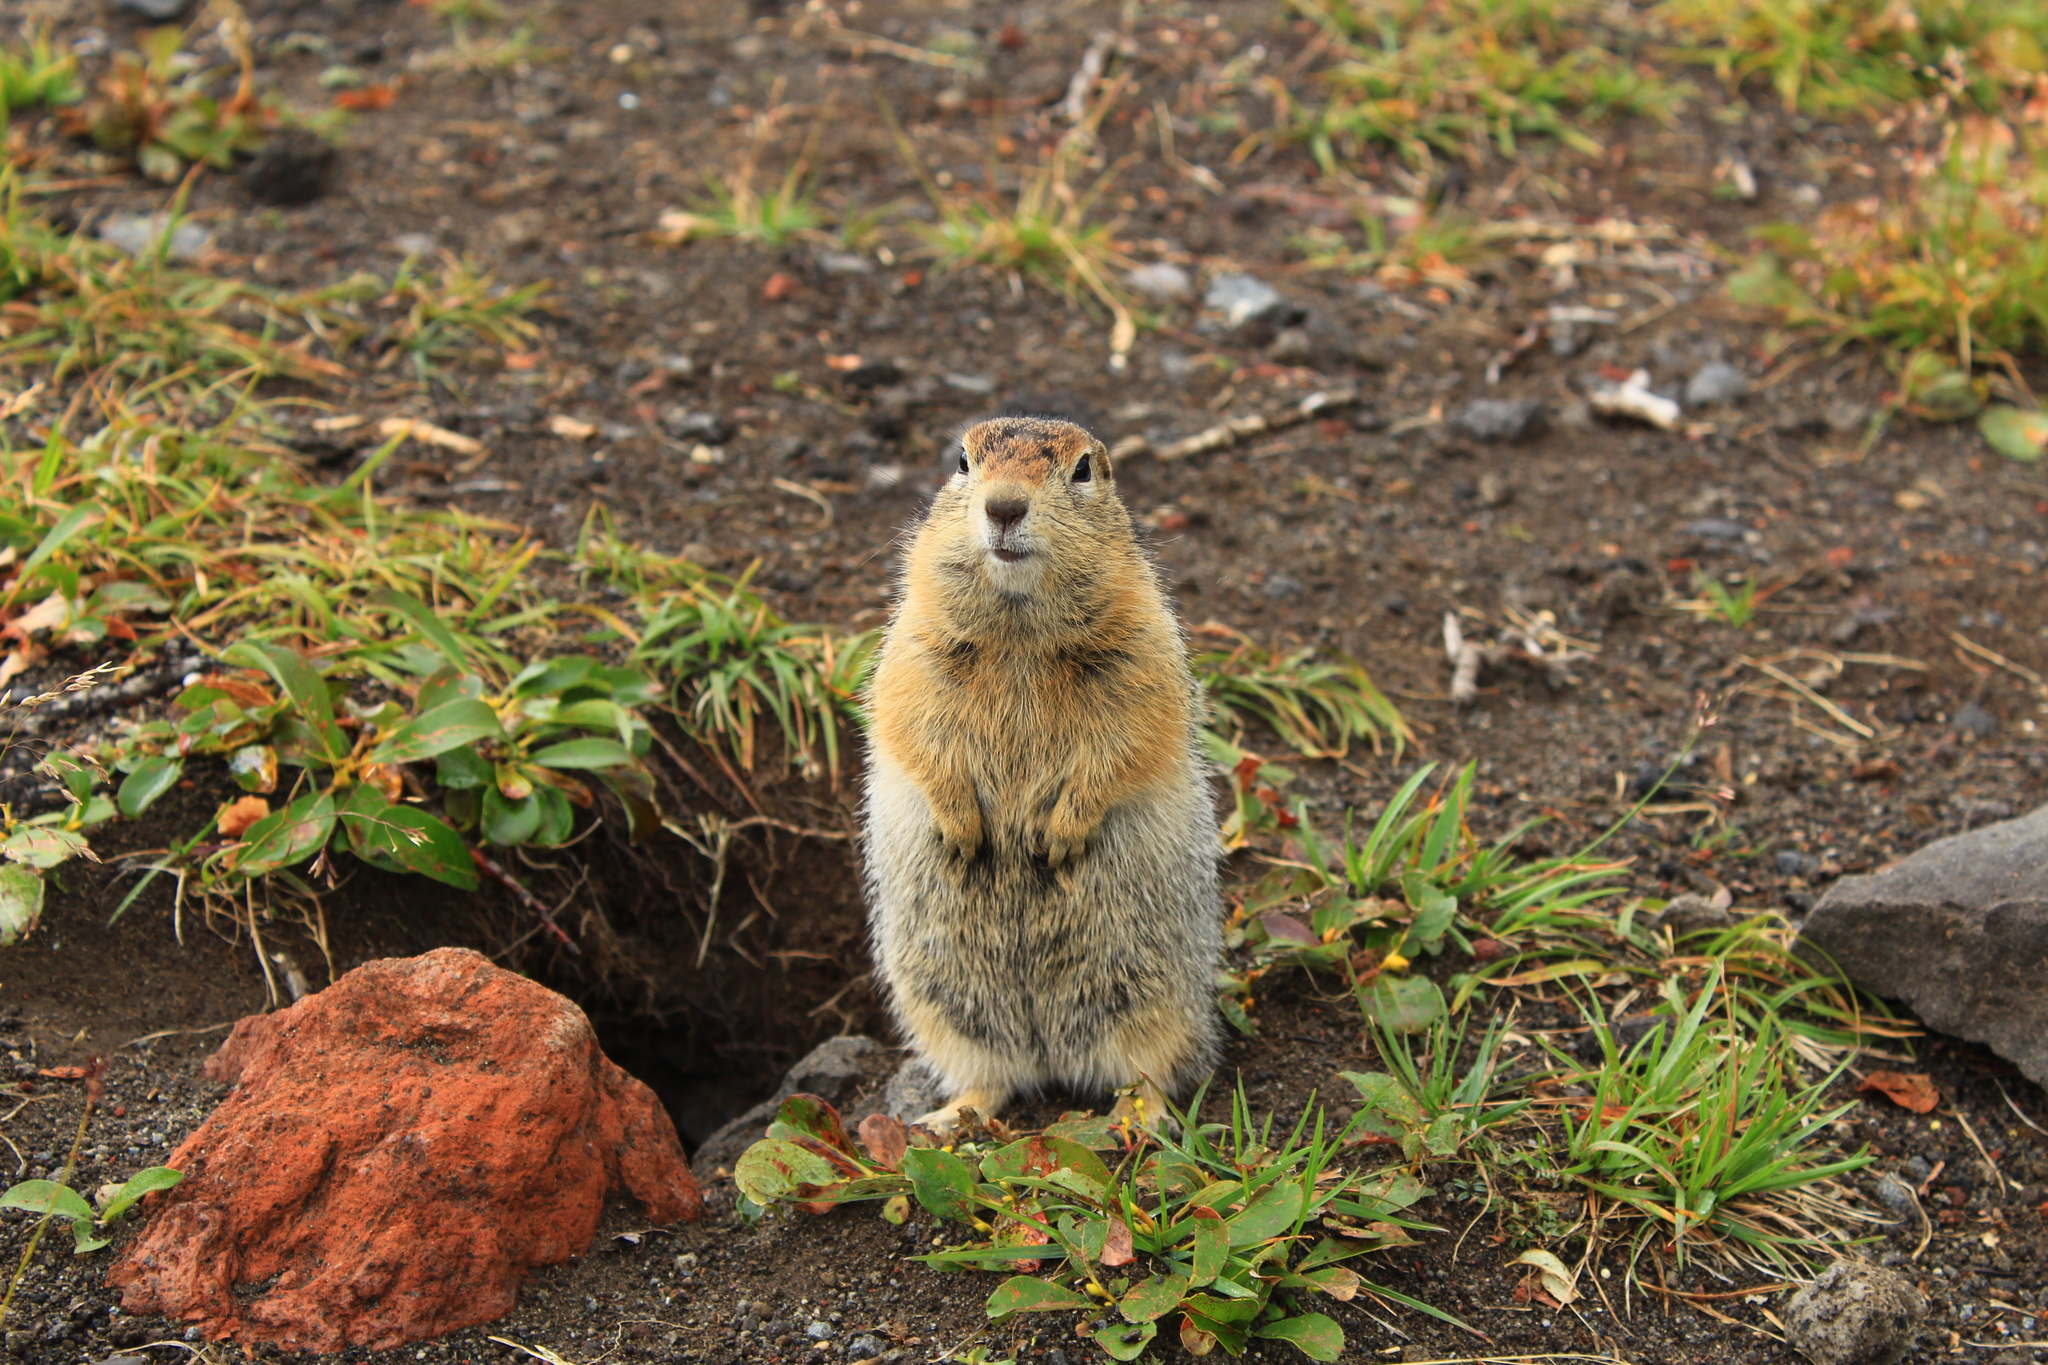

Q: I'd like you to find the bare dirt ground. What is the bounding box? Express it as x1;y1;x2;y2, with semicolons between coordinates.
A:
4;0;2048;1362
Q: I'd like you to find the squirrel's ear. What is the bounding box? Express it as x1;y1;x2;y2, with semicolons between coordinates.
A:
1091;440;1114;483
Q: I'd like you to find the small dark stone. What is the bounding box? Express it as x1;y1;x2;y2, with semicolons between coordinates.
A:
1382;595;1409;616
660;408;733;443
1446;398;1548;444
239;130;338;206
112;0;198;19
1685;517;1747;541
1776;850;1814;877
1262;574;1303;599
841;362;905;390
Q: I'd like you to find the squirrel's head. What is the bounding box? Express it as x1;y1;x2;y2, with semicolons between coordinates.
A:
929;416;1124;601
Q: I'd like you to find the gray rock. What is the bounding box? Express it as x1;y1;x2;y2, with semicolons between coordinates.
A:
1684;361;1750;407
1783;1260;1927;1365
390;232;437;258
1799;803;2048;1086
1126;261;1194;304
1649;893;1735;939
845;1334;890;1358
97;213;210;262
690;1035;892;1178
1261;573;1303;599
1264;327;1315;364
1447;398;1548;444
806;1321;835;1340
815;251;874;276
1951;702;1999;737
1776;851;1814;877
1685;517;1747;541
1203;272;1285;327
882;1056;948;1122
113;0;197;18
660;407;733;444
943;373;995;395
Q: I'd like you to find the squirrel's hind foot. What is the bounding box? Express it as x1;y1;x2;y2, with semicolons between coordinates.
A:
916;1086;1007;1137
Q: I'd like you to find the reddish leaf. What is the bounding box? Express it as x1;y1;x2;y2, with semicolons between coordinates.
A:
1858;1071;1939;1114
1100;1214;1135;1267
335;84;397;111
1260;913;1318;946
36;1066;87;1080
217;795;271;837
858;1113;909;1171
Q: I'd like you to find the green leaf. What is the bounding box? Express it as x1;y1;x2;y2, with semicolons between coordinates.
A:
370;698;506;764
1182;1293;1261;1325
224;643;344;762
1358;975;1444;1033
232;792;335;877
0;826;90;869
530;737;636;770
339;787;477;889
373;589;473;669
901;1147;979;1221
417;667;486;711
1980;405;2048;463
1092;1320;1157;1361
1227;1181;1306;1246
986;1276;1095;1317
530;782;574;845
1186;1207;1227;1287
99;1167;183;1223
767;1095;859;1155
227;745;276;793
481;786;541;846
1120;1274;1190;1323
12;502;103;598
551;698;636;744
435;744;492;790
0;1179;95;1224
0;864;45;945
1254;1312;1344;1360
513;656;597;696
732;1137;851;1207
981;1135;1112;1190
1406;884;1456;952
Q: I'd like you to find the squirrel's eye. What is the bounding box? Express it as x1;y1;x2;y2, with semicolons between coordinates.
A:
957;453;970;475
1072;454;1092;484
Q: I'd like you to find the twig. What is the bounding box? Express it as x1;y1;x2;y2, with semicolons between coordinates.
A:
470;846;578;953
1947;630;2047;693
1112;388;1361;462
820;25;984;73
1740;657;1875;739
1062;31;1124;123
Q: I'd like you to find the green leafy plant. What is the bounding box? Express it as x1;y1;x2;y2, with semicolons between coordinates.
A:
0;1167;183;1255
734;1088;1460;1361
632;567;875;785
1282;0;1687;169
309;253;551;382
1196;632;1410;759
1729;119;2048;395
1662;0;2048;112
108;640;660;892
1693;571;1761;627
0;31;83;111
1538;964;1872;1270
57;25;298;181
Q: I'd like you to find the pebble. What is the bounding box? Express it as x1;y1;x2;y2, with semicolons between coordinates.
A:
390;232;437;257
1126;261;1194;303
1262;573;1303;599
97;214;211;262
1951;703;1999;737
1685;517;1747;541
1447;398;1548;443
1264;327;1315;364
815;251;874;276
845;1334;889;1358
1783;1259;1927;1365
1684;361;1749;407
489;210;546;251
1775;851;1814;877
660;408;732;443
113;0;197;17
942;373;994;395
1202;271;1285;327
805;1321;834;1340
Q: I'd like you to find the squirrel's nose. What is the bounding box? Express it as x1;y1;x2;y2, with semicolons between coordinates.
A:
984;496;1028;532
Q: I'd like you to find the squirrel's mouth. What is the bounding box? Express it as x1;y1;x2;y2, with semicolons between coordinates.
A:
989;547;1030;564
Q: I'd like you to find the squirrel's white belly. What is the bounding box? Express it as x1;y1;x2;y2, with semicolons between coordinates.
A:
861;746;1222;1097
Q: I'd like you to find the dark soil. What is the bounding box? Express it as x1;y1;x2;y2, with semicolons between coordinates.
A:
5;0;2048;1362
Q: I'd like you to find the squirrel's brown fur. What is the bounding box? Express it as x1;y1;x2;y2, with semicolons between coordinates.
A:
862;416;1221;1132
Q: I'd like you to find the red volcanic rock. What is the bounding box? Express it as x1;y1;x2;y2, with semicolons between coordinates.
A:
108;947;700;1351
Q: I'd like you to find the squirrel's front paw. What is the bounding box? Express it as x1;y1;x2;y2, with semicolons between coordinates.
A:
936;819;983;862
1038;808;1096;866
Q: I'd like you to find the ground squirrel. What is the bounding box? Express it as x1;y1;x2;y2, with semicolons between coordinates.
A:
862;416;1222;1133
